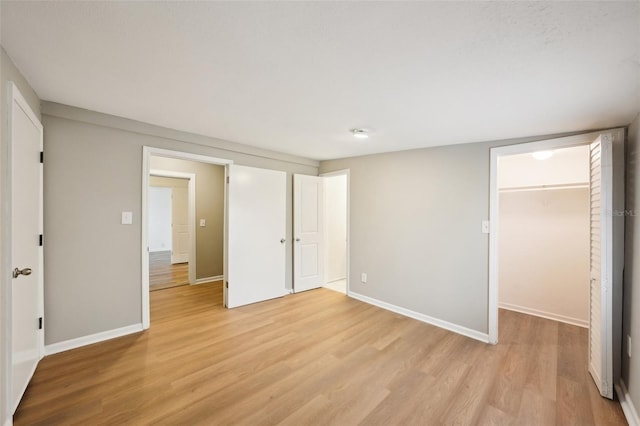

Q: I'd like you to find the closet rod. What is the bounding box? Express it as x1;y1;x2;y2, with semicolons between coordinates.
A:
499;183;589;193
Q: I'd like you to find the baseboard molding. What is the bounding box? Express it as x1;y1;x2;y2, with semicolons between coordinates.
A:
349;291;489;343
499;302;588;328
616;379;640;426
325;277;346;284
194;275;223;285
45;323;143;356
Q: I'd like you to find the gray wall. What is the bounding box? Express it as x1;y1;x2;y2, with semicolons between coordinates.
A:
320;142;493;332
149;158;225;279
622;112;640;413
42;103;318;345
0;46;41;425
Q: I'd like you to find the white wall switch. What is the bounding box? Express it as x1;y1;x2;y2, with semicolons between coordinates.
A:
200;219;206;227
121;211;133;225
361;273;367;283
628;335;632;358
482;220;490;234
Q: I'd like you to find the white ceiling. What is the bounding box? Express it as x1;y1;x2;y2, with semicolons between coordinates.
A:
1;2;639;161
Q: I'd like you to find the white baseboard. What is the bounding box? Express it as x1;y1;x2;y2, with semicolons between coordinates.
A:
349;291;489;343
45;323;143;356
616;379;640;426
499;302;588;328
194;275;223;285
325;277;346;284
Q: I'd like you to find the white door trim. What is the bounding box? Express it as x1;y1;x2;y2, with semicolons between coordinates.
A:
320;169;350;296
141;147;232;329
488;129;624;344
149;169;196;284
3;82;44;420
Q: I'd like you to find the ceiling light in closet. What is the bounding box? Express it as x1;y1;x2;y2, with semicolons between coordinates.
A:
532;150;553;160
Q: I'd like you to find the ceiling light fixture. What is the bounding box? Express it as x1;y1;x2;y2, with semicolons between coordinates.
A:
350;128;369;139
532;150;553;160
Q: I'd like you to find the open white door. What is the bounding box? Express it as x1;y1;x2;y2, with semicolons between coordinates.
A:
171;185;189;264
227;165;287;308
293;174;325;293
588;134;614;399
9;82;44;413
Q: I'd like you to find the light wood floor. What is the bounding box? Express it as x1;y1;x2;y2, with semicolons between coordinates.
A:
15;283;626;425
149;251;188;291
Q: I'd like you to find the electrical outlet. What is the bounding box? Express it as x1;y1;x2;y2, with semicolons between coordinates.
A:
361;273;367;283
628;335;632;358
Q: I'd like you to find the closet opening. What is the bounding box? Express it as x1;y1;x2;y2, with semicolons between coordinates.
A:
497;145;590;328
488;129;625;399
322;171;348;294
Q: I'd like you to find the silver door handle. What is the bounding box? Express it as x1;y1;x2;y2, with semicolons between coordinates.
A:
13;267;32;279
280;238;286;244
295;238;301;242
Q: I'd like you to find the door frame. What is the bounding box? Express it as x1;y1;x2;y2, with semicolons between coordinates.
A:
142;147;232;329
320;169;350;296
488;128;624;344
149;169;196;284
2;82;44;419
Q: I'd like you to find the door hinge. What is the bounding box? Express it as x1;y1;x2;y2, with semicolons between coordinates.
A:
40;151;44;163
38;317;43;330
39;234;43;246
226;281;229;289
226;176;230;184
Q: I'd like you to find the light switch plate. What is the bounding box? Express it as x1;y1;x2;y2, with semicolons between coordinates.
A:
121;211;133;225
482;220;490;234
200;219;206;227
361;273;367;283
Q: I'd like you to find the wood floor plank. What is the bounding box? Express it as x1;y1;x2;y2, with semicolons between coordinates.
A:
13;285;628;425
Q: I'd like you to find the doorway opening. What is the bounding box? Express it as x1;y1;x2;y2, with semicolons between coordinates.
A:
322;171;348;294
497;145;590;327
292;170;350;295
488;129;625;399
148;172;195;291
142;148;231;328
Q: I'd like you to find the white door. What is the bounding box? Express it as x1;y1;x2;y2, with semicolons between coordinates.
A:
588;134;614;398
9;83;44;413
227;165;287;308
171;185;189;264
293;174;325;292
